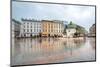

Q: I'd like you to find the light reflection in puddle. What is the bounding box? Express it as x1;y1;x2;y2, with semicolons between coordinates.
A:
11;37;95;66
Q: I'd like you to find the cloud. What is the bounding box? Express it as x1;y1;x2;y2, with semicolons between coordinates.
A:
12;1;95;31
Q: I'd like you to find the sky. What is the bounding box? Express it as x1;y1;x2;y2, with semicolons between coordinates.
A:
12;1;95;31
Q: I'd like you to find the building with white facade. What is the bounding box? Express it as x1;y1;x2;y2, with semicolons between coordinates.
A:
65;22;76;38
12;19;21;38
20;19;42;37
66;28;76;37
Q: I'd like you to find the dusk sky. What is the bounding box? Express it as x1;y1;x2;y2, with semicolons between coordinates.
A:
12;1;95;31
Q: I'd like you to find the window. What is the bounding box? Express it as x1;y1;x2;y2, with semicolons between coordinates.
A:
27;25;29;28
23;29;25;32
31;29;32;32
27;29;29;32
31;25;32;28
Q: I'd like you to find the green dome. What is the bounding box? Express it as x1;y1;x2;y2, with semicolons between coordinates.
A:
67;21;76;28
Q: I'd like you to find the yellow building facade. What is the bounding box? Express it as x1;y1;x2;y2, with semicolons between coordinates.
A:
41;20;64;37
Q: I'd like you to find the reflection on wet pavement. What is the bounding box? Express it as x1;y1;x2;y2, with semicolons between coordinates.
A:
11;37;95;66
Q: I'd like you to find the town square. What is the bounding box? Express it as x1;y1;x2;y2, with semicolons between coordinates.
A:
11;1;96;66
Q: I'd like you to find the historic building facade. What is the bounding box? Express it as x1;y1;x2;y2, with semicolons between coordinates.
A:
20;19;42;37
12;19;21;38
89;23;96;37
41;20;64;37
20;19;64;37
66;28;76;38
64;22;76;38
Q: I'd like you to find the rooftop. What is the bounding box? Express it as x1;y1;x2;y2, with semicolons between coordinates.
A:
21;18;64;24
42;20;64;24
12;19;21;24
21;18;41;22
